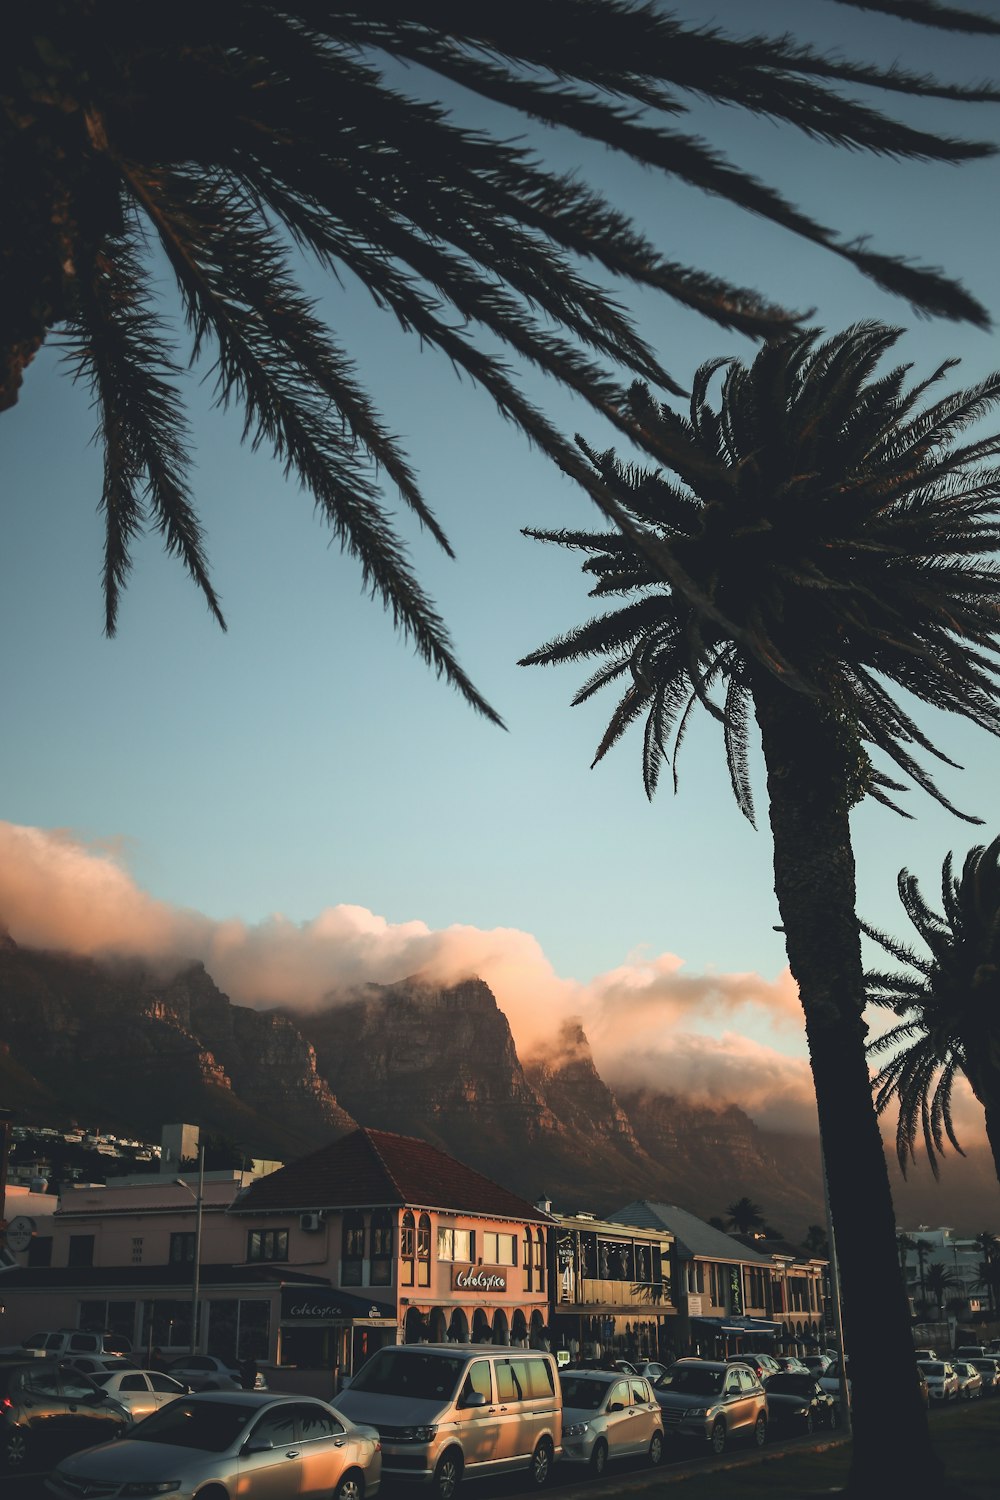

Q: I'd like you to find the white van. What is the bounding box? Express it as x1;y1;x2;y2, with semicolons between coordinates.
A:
337;1344;561;1499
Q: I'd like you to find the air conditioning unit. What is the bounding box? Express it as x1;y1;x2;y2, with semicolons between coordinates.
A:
300;1211;326;1232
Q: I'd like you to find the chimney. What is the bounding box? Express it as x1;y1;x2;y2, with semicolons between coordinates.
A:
535;1194;553;1215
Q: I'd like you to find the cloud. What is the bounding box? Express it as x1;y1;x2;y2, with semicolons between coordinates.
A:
0;820;823;1131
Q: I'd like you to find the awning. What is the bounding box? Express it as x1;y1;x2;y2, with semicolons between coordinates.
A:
691;1316;781;1335
280;1286;396;1325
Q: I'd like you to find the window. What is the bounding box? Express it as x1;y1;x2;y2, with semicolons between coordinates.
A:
532;1232;545;1293
417;1214;431;1287
249;1405;297;1449
523;1227;534;1292
298;1403;344;1440
131;1236;144;1264
436;1227;473;1262
401;1211;415;1287
28;1236;52;1267
246;1228;288;1263
342;1211;365;1285
482;1232;517;1266
67;1234;94;1267
120;1374;148;1393
371;1210;393;1287
461;1361;493;1404
631;1380;652;1405
607;1381;631;1410
170;1232;196;1264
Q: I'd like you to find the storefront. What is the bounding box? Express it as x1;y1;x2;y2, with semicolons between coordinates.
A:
278;1284;397;1379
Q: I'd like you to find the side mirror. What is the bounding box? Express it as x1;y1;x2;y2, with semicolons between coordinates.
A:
607;1402;623;1412
461;1392;487;1409
242;1438;275;1456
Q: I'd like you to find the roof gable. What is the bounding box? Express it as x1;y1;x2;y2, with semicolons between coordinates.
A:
234;1128;550;1222
613;1200;772;1263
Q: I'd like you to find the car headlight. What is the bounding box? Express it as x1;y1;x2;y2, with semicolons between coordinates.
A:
398;1425;438;1442
564;1422;590;1438
682;1408;707;1419
120;1484;182;1497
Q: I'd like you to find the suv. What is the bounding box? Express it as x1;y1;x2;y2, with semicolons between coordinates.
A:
0;1357;131;1470
653;1360;767;1455
1;1329;133;1360
727;1352;781;1381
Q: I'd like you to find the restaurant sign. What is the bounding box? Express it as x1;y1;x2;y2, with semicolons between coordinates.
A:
452;1264;507;1294
281;1287;394;1322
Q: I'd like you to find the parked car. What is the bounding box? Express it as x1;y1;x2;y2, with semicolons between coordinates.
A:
801;1355;833;1377
167;1354;267;1392
917;1360;959;1402
337;1343;561;1498
968;1358;1000;1395
1;1357;131;1471
90;1368;190;1420
46;1391;381;1500
653;1360;767;1455
610;1359;670;1384
774;1356;811;1375
558;1370;663;1474
728;1352;782;1381
762;1372;838;1435
0;1329;133;1361
60;1354;137;1379
955;1345;988;1362
953;1361;984;1400
913;1348;938;1361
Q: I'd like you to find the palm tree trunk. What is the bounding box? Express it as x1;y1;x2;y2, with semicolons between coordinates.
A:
754;681;940;1494
958;1059;1000;1190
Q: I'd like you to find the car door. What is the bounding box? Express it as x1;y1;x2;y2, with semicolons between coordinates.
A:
117;1371;158;1419
453;1359;498;1471
238;1401;303;1500
56;1366;123;1450
286;1402;353;1500
629;1380;660;1452
721;1368;751;1433
148;1372;188;1411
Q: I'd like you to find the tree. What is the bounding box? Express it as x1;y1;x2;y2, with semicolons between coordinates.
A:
973;1232;1000;1318
519;323;1000;1493
726;1197;765;1235
915;1239;934;1311
3;4;1000;709
865;837;1000;1184
925;1262;960;1316
805;1224;830;1258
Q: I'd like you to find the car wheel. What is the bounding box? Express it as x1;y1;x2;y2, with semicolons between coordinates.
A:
432;1450;463;1500
648;1430;664;1467
2;1426;30;1471
335;1469;365;1500
527;1438;553;1488
710;1418;727;1455
753;1413;767;1448
589;1439;608;1477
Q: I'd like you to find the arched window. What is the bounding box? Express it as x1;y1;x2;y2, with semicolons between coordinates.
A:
401;1211;415;1288
371;1209;393;1286
417;1214;431;1287
523;1227;534;1293
342;1210;365;1285
533;1226;546;1293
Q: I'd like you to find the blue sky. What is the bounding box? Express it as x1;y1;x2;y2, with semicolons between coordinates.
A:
2;2;1000;1128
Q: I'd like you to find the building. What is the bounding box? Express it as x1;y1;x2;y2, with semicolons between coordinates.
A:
898;1226;984;1319
613;1201;827;1355
547;1209;676;1361
0;1127;552;1393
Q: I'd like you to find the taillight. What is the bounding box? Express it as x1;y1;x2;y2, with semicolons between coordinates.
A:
1;1396;12;1410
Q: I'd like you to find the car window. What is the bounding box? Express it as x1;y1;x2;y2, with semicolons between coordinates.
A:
559;1377;606;1411
496;1362;522;1403
630;1380;651;1404
60;1370;99;1400
738;1369;759;1394
249;1404;298;1449
149;1374;186;1393
349;1349;465;1401
526;1360;554;1398
120;1374;149;1392
296;1403;345;1440
68;1334;97;1352
25;1368;61;1397
724;1371;742;1394
461;1361;493;1404
131;1399;258;1450
660;1366;724;1396
607;1381;631;1410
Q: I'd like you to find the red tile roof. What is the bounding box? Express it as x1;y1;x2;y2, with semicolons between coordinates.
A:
233;1128;551;1223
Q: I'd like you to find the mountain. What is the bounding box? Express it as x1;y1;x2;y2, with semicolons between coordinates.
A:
0;933;995;1236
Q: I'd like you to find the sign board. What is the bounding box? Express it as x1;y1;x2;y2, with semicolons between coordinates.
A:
5;1216;34;1253
451;1264;507;1293
687;1294;704;1316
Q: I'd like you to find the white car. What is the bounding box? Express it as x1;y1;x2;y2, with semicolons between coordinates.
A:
91;1367;190;1420
559;1371;664;1474
917;1360;959;1401
952;1362;984;1400
167;1354;267;1392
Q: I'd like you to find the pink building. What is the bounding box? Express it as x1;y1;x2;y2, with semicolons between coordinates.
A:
0;1129;552;1391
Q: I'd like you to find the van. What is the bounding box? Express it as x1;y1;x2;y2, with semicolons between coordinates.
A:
336;1344;561;1499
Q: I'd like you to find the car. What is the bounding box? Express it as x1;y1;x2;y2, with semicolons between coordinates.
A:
558;1370;663;1474
728;1352;782;1381
955;1345;988;1361
917;1360;959;1402
774;1356;811;1375
60;1354;138;1379
968;1358;1000;1396
90;1367;191;1420
0;1329;133;1361
610;1359;670;1383
913;1348;938;1361
800;1355;833;1377
762;1372;838;1435
1;1357;131;1471
167;1353;268;1392
46;1392;381;1500
653;1360;767;1455
953;1361;984;1400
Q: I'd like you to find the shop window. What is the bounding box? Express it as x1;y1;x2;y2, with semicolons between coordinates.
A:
417;1214;431;1287
170;1232;196;1264
67;1235;94;1267
342;1211;365;1285
247;1228;289;1263
371;1209;393;1287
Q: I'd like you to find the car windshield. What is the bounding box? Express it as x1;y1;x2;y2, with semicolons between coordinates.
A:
349;1351;465;1402
766;1375;812;1395
920;1363;945;1376
559;1378;609;1410
129;1399;257;1451
658;1366;724;1397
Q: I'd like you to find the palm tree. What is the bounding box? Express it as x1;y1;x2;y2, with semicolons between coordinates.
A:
519;323;1000;1492
3;5;1000;709
925;1262;960;1317
897;1232;917;1283
865;838;1000;1184
915;1239;934;1311
726;1197;765;1236
973;1231;1000;1318
805;1224;829;1258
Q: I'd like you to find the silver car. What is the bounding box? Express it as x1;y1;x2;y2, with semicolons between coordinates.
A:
559;1371;663;1475
91;1368;190;1421
653;1360;767;1455
45;1392;381;1500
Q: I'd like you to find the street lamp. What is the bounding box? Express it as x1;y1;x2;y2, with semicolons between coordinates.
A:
175;1142;205;1356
